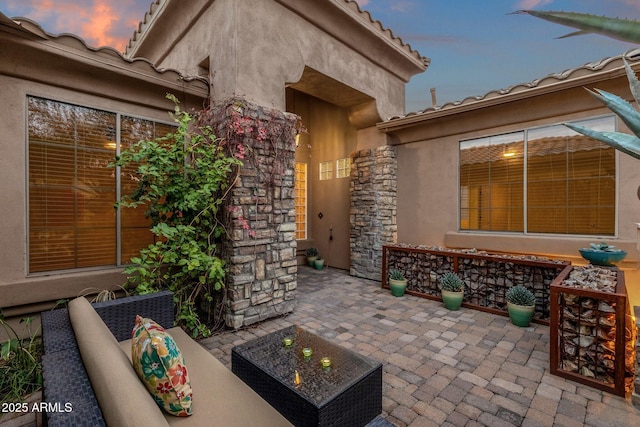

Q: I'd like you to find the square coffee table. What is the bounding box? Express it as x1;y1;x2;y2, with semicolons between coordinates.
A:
232;325;382;427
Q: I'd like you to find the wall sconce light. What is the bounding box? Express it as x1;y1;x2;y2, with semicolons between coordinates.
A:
295;132;300;147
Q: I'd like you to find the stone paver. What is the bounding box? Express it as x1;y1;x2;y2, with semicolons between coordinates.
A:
199;267;640;426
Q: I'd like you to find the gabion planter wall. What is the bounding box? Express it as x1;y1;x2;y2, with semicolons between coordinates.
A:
382;244;568;324
550;265;636;397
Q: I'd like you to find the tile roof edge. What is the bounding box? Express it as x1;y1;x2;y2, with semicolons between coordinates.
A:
6;15;208;92
386;48;640;123
340;0;429;67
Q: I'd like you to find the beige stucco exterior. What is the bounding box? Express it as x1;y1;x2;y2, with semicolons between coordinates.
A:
125;0;428;272
0;15;207;311
126;0;428;130
0;1;428;314
380;53;640;268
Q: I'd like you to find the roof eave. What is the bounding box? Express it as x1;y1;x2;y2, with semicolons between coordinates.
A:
378;50;640;133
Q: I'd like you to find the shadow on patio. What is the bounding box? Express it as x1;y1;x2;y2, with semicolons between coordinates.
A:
200;266;640;427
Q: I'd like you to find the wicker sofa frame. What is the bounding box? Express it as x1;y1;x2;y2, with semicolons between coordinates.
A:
40;291;174;427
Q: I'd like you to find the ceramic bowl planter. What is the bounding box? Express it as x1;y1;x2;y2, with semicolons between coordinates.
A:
505;286;536;327
388;269;407;297
441;290;464;311
439;272;465;310
579;242;626;266
314;258;325;270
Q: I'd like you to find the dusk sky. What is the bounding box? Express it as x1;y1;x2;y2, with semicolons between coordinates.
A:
1;0;638;113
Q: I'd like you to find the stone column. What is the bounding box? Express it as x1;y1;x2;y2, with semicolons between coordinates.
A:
207;98;298;329
350;145;397;280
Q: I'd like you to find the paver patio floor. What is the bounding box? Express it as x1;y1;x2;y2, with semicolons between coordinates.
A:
200;266;640;427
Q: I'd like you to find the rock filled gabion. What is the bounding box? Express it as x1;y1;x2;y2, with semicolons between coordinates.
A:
385;244;566;321
555;266;636;394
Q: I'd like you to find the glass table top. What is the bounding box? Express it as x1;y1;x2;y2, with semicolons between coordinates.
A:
232;325;381;406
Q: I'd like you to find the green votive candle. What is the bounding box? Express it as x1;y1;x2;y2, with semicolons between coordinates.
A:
320;357;332;369
302;347;313;358
283;337;294;348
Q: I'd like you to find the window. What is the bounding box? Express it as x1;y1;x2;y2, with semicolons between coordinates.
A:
295;163;307;240
27;97;173;273
459;116;616;235
319;161;333;180
336;157;351;179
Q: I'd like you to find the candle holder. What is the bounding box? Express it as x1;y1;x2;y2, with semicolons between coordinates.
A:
320;356;332;370
283;336;294;348
302;347;313;359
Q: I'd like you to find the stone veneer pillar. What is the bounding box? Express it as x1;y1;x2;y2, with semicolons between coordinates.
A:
208;98;298;329
350;146;398;280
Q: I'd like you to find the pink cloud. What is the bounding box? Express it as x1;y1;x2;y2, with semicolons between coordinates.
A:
4;0;148;51
81;1;119;47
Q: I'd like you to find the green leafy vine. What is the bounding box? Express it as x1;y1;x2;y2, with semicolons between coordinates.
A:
114;95;242;337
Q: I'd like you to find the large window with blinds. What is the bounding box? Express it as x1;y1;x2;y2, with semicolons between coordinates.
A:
27;97;173;273
459;116;616;235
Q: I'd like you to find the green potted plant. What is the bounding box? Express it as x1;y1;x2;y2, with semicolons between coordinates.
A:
578;242;627;267
388;269;407;297
440;272;465;310
505;286;536;327
305;247;318;267
314;257;325;270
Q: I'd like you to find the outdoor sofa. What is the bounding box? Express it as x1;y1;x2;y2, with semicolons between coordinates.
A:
40;290;292;426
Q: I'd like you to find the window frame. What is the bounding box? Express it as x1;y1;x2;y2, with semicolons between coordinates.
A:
294;162;308;241
26;95;176;275
319;160;333;181
458;115;618;237
336;157;351;179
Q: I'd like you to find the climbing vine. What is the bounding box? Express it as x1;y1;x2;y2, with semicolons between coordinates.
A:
114;95;300;336
115;95;242;337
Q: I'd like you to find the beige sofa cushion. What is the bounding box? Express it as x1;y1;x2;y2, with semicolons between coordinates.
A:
120;327;293;427
69;297;169;427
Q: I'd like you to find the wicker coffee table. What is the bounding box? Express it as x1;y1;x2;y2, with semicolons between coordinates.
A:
232;325;382;427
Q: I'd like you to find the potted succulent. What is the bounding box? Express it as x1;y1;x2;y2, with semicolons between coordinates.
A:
505;286;536;327
305;247;318;267
440;272;465;311
314;257;325;270
578;242;627;267
388;269;407;297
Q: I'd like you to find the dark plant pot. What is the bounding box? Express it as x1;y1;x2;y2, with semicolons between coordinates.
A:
389;279;407;297
507;302;535;327
441;290;464;311
307;256;318;267
578;249;627;267
314;259;325;270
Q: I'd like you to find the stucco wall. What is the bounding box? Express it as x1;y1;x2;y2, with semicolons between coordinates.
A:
146;0;411;122
394;78;640;266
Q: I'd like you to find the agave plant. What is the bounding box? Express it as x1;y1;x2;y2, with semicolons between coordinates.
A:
506;285;536;307
516;10;640;160
440;271;464;292
588;242;622;252
389;269;405;281
513;10;640;44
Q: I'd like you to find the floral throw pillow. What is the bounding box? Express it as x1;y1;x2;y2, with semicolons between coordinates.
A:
131;316;193;416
